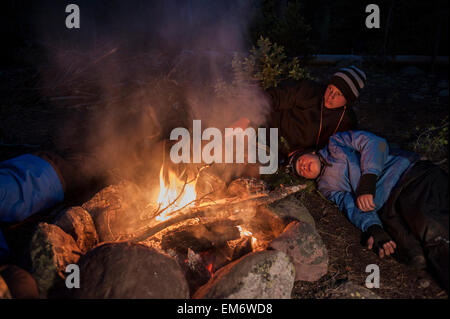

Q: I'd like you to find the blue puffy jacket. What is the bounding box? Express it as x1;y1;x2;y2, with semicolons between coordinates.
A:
317;131;418;232
0;154;64;263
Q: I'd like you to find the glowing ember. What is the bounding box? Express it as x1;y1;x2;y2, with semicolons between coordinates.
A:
207;263;213;276
156;165;197;221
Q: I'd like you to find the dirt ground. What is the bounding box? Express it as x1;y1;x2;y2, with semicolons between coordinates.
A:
292;190;447;299
0;55;448;299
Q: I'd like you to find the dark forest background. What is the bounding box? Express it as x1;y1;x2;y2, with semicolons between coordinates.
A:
1;0;448;67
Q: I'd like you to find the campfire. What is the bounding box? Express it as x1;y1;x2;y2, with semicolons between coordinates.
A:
119;163;305;295
155;164;198;222
28;154;320;299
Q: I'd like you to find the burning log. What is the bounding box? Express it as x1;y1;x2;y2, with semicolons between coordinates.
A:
231;236;253;260
130;183;307;243
161;219;241;254
227;177;269;197
195;169;228;200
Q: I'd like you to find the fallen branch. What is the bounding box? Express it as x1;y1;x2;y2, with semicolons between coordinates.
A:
129;183;307;242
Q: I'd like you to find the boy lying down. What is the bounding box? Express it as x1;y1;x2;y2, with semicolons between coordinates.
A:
288;130;448;291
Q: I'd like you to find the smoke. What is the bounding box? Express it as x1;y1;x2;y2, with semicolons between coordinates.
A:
31;0;271;188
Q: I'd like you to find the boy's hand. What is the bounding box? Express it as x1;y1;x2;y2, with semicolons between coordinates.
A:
367;236;397;258
357;194;376;212
365;225;396;258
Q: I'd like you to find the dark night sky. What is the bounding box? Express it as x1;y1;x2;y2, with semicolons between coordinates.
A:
1;0;448;65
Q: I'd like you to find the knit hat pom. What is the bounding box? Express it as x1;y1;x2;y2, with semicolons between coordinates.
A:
329;65;366;105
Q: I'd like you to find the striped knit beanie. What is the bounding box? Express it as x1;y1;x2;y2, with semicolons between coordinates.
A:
329;65;366;105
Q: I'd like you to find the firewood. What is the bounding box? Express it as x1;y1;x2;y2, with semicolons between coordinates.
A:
129;184;307;242
160;220;241;254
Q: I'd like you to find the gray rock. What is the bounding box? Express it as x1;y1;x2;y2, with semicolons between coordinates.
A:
193;250;295;299
82;181;147;242
401;66;425;76
73;242;189;299
0;276;11;299
438;89;449;97
326;281;381;299
268;195;316;228
29;223;82;298
268;220;328;282
54;206;99;253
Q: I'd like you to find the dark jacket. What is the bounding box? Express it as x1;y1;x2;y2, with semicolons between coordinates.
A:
265;80;357;154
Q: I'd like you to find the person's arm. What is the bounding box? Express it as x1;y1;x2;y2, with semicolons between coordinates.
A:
328;130;389;176
326;190;396;257
328;131;389;211
0;154;64;223
265;79;323;112
327;190;382;232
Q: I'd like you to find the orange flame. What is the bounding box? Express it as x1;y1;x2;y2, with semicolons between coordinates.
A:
156;165;197;221
237;225;257;248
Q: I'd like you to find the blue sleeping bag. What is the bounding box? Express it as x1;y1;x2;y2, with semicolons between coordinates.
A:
0;154;64;263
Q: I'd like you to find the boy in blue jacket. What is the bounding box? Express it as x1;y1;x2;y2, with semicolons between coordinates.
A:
0;152;69;298
289;130;449;291
0;153;65;263
0;150;101;264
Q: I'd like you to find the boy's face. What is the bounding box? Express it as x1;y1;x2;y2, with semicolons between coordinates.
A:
324;84;347;109
296;153;321;179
